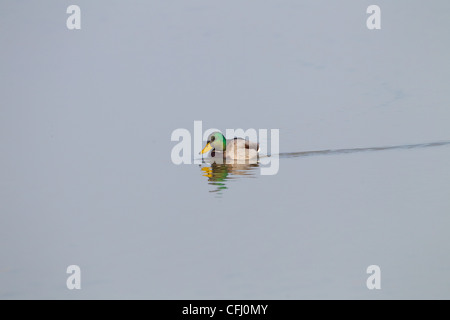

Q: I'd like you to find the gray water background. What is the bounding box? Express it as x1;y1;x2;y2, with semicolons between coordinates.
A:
1;1;450;299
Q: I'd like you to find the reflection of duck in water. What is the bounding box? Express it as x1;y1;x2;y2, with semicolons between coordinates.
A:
201;162;259;194
201;164;229;194
200;132;259;160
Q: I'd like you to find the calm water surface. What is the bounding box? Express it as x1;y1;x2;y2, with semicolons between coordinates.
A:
1;1;450;299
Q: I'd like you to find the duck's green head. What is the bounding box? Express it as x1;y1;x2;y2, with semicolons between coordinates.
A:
200;132;226;154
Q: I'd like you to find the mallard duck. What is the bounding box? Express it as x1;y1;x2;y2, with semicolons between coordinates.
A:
200;132;260;160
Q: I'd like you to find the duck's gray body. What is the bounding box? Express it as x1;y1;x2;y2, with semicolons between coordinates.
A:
218;138;259;160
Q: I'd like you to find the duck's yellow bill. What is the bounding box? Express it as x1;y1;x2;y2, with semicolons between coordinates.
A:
200;142;213;154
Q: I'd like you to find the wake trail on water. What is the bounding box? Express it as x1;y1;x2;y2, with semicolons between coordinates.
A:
276;140;450;159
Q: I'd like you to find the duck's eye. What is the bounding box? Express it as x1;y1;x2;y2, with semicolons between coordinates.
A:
211;136;215;142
